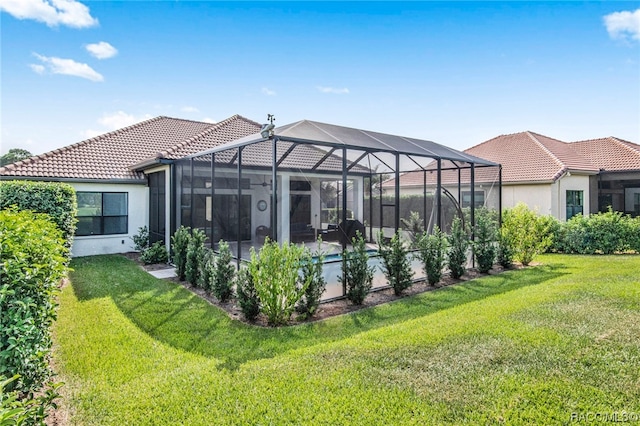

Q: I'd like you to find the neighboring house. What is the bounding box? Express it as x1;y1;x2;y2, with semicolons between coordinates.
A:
387;131;640;221
0;115;261;256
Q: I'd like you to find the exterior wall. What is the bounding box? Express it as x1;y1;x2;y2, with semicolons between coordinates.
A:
552;174;591;221
501;183;553;215
71;182;148;257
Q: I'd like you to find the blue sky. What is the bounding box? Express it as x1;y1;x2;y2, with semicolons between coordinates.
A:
1;1;639;156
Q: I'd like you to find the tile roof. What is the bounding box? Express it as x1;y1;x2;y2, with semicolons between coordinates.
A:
0;115;261;181
385;131;639;188
570;137;640;172
465;131;599;183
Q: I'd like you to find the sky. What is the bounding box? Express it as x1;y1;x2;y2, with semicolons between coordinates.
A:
1;1;639;156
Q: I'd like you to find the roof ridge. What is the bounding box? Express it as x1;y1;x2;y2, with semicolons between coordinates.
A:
158;114;259;158
525;131;567;169
0;116;167;173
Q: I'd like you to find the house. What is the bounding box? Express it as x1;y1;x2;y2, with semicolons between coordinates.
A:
0;115;498;259
0;115;261;256
387;131;640;221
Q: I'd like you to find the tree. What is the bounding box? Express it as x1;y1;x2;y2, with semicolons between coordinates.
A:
0;149;32;166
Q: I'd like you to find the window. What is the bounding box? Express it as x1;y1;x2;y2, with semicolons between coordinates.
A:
635;193;640;215
461;191;485;208
566;190;583;220
76;192;128;236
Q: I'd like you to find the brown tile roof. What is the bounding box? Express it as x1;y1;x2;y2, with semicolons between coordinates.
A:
465;131;599;183
385;131;639;188
570;137;640;171
0;115;261;181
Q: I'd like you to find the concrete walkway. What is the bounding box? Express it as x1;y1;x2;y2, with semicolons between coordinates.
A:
147;267;176;279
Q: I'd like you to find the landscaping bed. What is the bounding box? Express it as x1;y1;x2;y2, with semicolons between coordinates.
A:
124;251;516;327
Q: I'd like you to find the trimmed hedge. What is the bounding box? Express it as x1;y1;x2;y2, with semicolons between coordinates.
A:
0;180;77;254
0;209;67;393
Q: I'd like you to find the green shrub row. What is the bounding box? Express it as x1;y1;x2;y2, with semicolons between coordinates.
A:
552;208;640;254
0;209;67;393
0;180;77;256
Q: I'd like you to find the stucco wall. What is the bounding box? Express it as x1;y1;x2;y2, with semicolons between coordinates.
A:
71;182;148;257
501;183;553;215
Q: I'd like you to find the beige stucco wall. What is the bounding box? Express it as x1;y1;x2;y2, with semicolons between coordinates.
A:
70;182;148;257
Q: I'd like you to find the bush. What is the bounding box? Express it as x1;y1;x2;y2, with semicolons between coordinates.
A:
140;241;169;265
0;375;61;425
416;226;448;285
497;227;515;269
502;203;552;265
400;211;424;247
378;230;414;295
249;239;310;325
447;216;469;279
0;180;76;256
296;240;326;318
341;231;374;305
552;209;640;255
0;209;67;393
236;267;260;321
171;226;191;281
474;211;497;273
186;229;206;286
199;249;216;292
132;226;150;252
212;241;235;302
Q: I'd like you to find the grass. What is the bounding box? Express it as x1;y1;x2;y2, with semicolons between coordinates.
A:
53;254;640;424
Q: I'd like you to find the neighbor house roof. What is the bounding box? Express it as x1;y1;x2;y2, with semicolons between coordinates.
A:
570;137;640;172
385;131;639;189
0;115;260;181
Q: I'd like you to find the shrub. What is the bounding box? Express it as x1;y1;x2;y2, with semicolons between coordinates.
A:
341;231;374;305
400;211;424;247
236;267;260;321
0;180;76;256
447;216;469;279
212;241;235;302
502;203;552;265
497;227;515;269
171;226;191;281
199;249;216;292
588;208;629;254
0;375;62;425
473;211;497;273
378;230;414;295
416;226;448;285
0;209;67;393
132;226;150;251
140;241;169;264
296;240;326;318
249;239;311;325
186;228;206;286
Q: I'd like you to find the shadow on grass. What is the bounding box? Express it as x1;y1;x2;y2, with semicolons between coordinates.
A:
69;255;568;370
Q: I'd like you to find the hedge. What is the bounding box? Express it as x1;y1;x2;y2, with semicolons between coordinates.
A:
0;209;67;393
0;180;77;254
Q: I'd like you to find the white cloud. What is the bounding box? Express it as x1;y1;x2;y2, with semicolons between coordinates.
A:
29;63;45;74
201;117;216;124
0;0;98;28
98;111;153;129
85;41;117;59
603;9;640;42
262;87;277;96
317;86;350;94
32;53;103;81
181;106;199;113
82;111;154;138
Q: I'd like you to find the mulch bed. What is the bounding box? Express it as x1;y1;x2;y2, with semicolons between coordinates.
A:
123;252;521;327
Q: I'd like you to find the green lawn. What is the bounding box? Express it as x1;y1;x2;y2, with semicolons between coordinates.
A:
54;254;640;425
